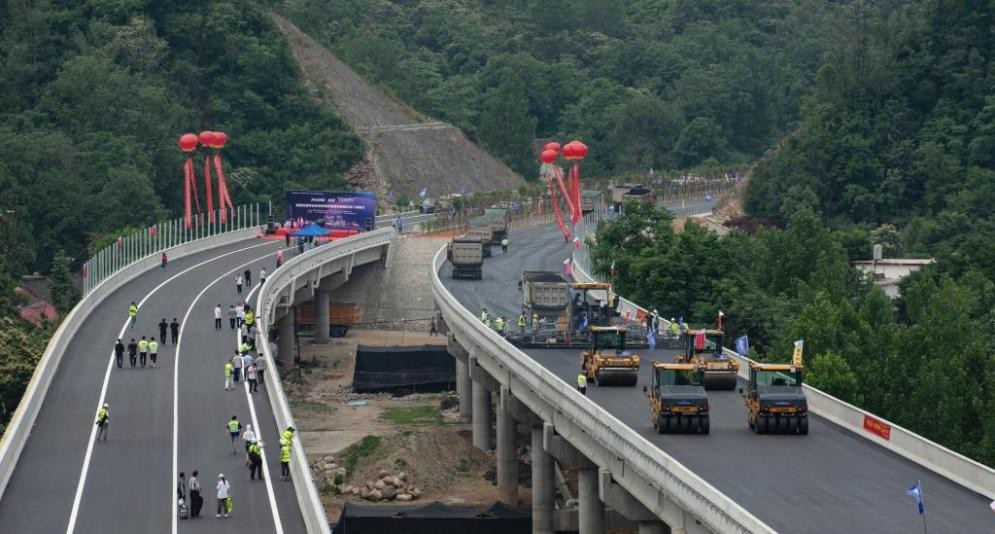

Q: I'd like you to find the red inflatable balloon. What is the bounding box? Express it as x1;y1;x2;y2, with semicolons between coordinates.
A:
543;142;561;155
214;131;228;148
572;141;588;160
198;130;217;148
178;133;199;152
540;149;557;164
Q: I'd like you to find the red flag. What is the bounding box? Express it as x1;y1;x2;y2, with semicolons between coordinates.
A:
117;236;124;249
81;264;88;278
695;331;706;351
148;225;157;237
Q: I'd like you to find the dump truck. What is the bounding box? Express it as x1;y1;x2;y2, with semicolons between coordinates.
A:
295;302;359;337
521;271;571;326
580;190;603;214
742;362;808;435
678;329;739;390
465;226;494;257
482;207;509;243
580;325;640;386
644;361;709;434
448;236;483;280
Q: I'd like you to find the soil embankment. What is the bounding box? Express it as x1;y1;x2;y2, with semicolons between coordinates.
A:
272;14;525;199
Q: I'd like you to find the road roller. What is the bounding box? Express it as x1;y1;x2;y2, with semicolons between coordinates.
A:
580;325;640;386
679;329;739;390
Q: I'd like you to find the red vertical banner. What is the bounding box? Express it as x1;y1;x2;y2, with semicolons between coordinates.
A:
204;156;214;223
183;158;194;229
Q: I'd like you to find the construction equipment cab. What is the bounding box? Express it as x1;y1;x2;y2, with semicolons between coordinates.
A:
644;362;708;434
580;326;640;386
680;329;739;390
742;362;808;435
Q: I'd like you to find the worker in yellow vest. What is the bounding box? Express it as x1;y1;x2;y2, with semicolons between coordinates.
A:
95;403;110;442
244;310;255;327
226;415;242;454
225;361;234;391
128;302;138;329
280;441;291;480
577;372;587;396
148;339;159;368
138;336;149;367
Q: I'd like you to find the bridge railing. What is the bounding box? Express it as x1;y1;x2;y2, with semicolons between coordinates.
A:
255;228;395;534
83;204;263;296
431;247;774;534
572;209;995;500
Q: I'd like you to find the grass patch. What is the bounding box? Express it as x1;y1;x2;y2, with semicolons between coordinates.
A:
381;405;442;425
342;435;382;474
452;458;473;479
290;399;333;415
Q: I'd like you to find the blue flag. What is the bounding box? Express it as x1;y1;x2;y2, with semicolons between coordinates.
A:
419;187;428;199
906;481;924;515
387;191;394;202
735;335;749;357
705;193;713;203
678;316;684;331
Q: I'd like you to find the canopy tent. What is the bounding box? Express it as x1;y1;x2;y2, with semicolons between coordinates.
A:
291;223;331;237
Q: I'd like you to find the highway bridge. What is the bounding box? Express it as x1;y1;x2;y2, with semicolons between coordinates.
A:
1;205;993;533
438;223;995;533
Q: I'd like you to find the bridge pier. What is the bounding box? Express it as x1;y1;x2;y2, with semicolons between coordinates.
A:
639;521;668;534
531;425;554;534
471;374;491;450
315;289;330;343
277;312;295;366
600;468;669;534
496;386;517;506
578;467;605;533
456;359;471;421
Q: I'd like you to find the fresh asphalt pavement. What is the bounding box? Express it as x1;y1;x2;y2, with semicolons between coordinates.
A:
0;238;305;533
440;223;994;533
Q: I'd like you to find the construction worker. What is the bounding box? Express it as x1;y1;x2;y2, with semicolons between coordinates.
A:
669;319;679;337
532;313;540;327
577;372;587;396
281;426;296;446
138;336;149;367
494;316;505;332
480;308;489;323
95;403;109;441
518;314;526;330
114;339;125;369
501;238;509;253
244;310;255;328
148;338;159;368
226;415;242;454
280;440;291;480
239;339;251;356
128;302;138;329
225;361;234;390
248;441;264;481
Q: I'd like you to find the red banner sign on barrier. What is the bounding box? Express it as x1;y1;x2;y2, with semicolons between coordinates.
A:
863;415;891;440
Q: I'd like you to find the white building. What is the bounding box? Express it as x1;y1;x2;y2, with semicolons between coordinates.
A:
852;258;933;298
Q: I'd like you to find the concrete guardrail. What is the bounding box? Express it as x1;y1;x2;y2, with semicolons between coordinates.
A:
256;227;395;534
432;247;774;534
0;227;261;499
573;245;995;501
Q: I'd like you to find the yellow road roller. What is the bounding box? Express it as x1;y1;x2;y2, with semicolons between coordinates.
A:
580;325;640;386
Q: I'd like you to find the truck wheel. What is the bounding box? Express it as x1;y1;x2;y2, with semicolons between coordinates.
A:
798;415;809;435
699;415;710;435
656;415;666;434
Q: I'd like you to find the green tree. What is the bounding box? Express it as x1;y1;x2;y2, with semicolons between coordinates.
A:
674;117;727;167
479;71;537;177
48;247;78;314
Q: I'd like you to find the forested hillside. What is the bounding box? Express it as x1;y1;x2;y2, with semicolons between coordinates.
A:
591;1;995;466
0;0;363;430
281;0;846;176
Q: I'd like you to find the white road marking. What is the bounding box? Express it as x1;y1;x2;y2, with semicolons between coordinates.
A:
65;240;276;534
170;250;284;533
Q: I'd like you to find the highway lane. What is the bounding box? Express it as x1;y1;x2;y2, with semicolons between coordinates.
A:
0;238;304;533
441;223;994;533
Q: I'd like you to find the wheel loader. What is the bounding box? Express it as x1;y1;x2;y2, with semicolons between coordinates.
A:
644;361;709;434
678;329;739;390
580;325;640;386
742;362;808;435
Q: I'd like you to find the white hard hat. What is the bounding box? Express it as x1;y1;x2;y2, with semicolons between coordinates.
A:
103;403;109;408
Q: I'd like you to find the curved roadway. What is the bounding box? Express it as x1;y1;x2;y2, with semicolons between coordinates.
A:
441;223;992;533
0;238;306;533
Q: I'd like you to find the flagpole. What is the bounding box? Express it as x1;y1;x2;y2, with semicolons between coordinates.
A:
919;479;927;534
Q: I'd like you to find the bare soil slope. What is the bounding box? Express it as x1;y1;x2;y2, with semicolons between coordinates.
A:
272;14;524;198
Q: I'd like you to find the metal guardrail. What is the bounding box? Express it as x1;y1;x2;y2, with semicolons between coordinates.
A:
83;204;263;296
430;247;774;534
0;227;261;501
255;228;395;534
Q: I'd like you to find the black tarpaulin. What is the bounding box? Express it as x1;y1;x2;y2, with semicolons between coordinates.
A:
352;344;455;393
334;501;531;534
